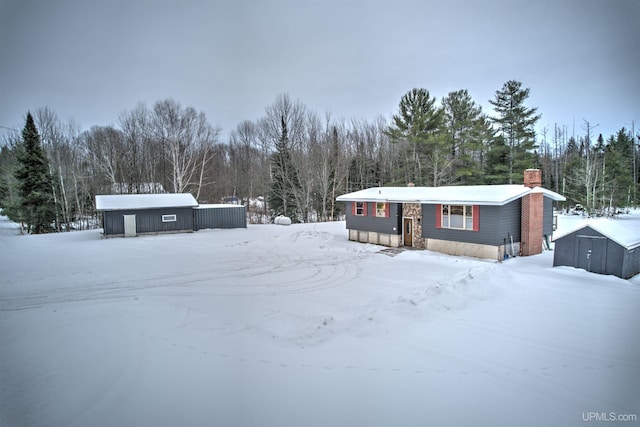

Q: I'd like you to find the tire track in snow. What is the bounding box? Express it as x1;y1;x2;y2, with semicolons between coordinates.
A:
0;245;366;310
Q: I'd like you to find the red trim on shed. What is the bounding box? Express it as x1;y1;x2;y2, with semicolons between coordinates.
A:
472;205;480;231
385;203;390;218
435;204;442;228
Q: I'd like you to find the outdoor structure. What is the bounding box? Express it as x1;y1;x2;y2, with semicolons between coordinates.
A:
96;194;246;237
553;219;640;279
336;169;565;260
193;204;247;230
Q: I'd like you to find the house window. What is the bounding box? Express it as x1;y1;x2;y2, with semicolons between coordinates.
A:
441;205;474;230
162;214;177;222
376;202;387;218
355;202;366;216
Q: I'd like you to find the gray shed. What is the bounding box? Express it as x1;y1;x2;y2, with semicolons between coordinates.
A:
96;194;248;237
194;204;247;230
96;194;198;237
552;219;640;279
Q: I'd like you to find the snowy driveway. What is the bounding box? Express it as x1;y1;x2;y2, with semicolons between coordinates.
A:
1;219;639;426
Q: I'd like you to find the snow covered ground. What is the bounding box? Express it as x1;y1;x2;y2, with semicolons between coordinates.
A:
1;213;639;426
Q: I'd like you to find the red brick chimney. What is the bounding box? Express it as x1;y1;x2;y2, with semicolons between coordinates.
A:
521;169;543;256
523;168;542;188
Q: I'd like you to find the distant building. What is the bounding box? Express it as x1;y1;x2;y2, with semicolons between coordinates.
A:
95;194;246;237
336;169;565;260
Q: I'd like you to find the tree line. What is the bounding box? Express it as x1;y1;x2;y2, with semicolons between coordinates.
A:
1;80;638;232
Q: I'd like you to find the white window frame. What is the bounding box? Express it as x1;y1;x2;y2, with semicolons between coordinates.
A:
162;214;177;222
355;202;365;216
441;204;473;230
376;202;387;218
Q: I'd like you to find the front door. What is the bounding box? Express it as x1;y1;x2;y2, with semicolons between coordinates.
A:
404;218;413;247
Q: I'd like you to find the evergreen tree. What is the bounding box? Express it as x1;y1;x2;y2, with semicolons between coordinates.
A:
441;89;492;184
485;135;511;184
268;116;301;221
489;80;541;184
0;144;22;219
14;112;57;233
604;128;635;209
387;88;445;185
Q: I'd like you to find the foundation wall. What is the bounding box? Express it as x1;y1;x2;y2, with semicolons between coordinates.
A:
349;229;401;247
426;238;501;260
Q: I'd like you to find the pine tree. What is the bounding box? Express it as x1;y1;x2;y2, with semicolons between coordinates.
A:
387;88;445;185
604;128;635;209
485;135;510;184
489;80;541;184
0;144;21;219
442;89;492;184
14;112;57;233
268;116;301;221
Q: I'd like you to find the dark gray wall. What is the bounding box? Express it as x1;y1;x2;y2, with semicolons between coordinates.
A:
543;197;554;237
552;226;636;278
345;202;402;235
422;200;522;246
103;207;194;235
194;206;247;230
622;247;640;279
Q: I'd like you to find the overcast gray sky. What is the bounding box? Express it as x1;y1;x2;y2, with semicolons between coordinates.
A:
1;0;638;141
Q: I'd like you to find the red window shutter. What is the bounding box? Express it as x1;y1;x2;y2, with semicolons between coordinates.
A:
352;202;356;215
473;205;480;231
363;202;368;216
385;203;390;218
435;204;442;228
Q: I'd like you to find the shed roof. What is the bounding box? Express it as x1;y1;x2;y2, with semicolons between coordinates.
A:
552;218;640;250
95;193;198;211
195;204;245;209
336;184;565;206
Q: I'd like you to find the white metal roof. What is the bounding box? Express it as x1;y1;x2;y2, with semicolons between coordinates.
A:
336;184;565;206
95;193;198;211
195;204;244;209
552;218;640;250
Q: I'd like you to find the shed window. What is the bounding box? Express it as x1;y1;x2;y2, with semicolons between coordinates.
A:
376;202;389;218
162;214;177;222
440;205;477;231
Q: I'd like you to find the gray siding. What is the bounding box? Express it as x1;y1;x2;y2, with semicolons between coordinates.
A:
543;196;554;237
345;202;402;235
103;207;194;235
422;200;522;246
623;247;640;279
194;206;247;230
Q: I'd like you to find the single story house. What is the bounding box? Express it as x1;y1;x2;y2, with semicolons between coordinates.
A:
336;169;565;260
553;219;640;279
95;194;246;237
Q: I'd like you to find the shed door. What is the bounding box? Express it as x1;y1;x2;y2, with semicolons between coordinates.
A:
404;218;413;247
124;214;136;237
576;235;606;273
